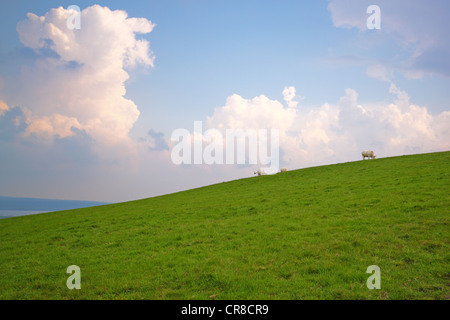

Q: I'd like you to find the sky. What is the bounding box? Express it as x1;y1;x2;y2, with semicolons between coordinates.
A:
0;0;449;202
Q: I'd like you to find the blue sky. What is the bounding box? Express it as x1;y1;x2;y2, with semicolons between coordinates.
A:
0;0;449;202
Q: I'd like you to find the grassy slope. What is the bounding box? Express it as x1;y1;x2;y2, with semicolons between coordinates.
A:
0;152;449;300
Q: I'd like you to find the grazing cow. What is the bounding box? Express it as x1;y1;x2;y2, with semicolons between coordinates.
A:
254;169;267;176
280;168;287;173
362;150;376;160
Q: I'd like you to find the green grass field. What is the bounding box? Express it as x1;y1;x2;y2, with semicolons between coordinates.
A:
1;151;449;300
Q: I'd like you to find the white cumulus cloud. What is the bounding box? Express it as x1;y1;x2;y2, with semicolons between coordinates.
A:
203;86;450;169
206;93;296;133
282;86;301;109
12;5;155;144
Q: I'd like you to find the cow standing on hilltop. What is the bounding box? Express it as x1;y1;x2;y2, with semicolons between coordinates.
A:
362;150;376;160
254;169;267;176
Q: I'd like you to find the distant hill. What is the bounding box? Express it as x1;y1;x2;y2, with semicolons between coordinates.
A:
0;151;448;300
0;196;109;211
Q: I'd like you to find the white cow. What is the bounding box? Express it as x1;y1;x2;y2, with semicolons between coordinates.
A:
280;168;287;173
362;150;376;160
254;169;267;176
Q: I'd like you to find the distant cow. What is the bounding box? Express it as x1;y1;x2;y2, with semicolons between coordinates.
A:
280;168;287;173
362;150;376;160
254;169;267;176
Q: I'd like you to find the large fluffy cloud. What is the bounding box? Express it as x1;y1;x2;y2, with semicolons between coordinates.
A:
206;93;296;133
10;5;155;144
204;86;450;169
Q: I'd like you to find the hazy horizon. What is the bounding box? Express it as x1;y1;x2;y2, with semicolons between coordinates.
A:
0;195;109;218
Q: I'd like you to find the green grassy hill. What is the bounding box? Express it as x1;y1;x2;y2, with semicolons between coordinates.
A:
1;152;449;300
